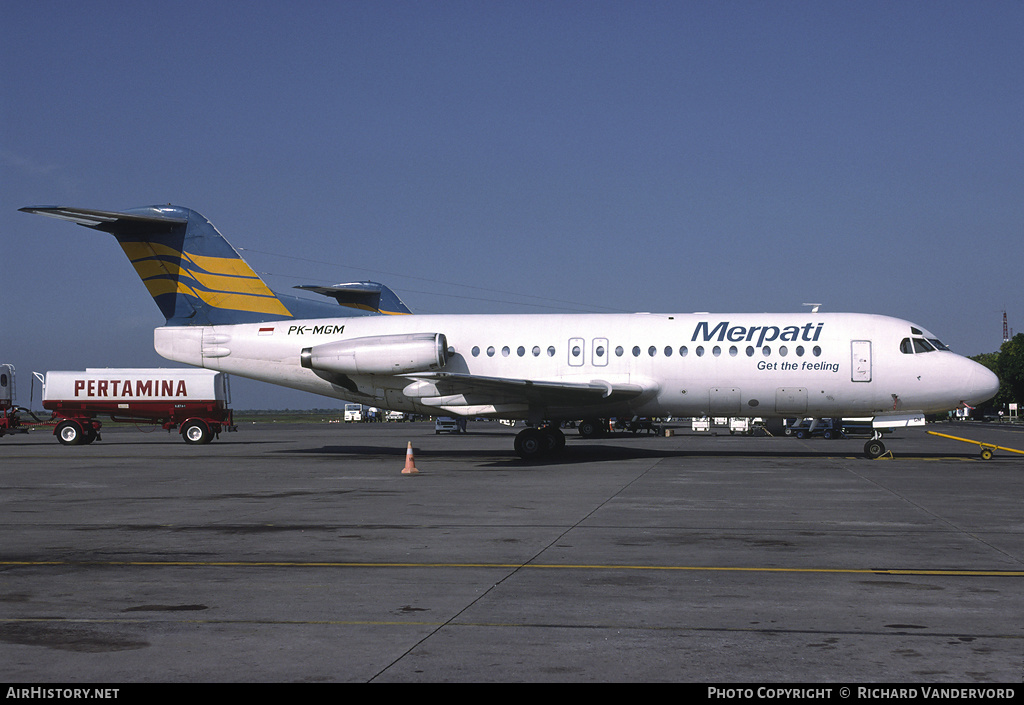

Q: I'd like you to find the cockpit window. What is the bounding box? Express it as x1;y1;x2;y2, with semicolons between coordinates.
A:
913;338;935;353
928;338;949;351
901;338;939;354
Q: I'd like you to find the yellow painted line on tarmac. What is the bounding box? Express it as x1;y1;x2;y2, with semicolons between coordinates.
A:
2;560;1021;577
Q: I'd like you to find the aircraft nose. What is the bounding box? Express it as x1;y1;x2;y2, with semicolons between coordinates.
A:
963;360;1000;406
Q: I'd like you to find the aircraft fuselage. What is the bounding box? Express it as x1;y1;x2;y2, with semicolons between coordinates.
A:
154;311;996;422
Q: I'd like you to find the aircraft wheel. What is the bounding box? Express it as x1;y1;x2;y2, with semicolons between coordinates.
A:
56;420;84;446
864;439;886;459
514;428;546;461
578;419;603;438
541;426;566;455
980;448;994;460
182;419;212;444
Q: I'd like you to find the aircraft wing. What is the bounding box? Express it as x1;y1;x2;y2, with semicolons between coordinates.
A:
401;371;649;417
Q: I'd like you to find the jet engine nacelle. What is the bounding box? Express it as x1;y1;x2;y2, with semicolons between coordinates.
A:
300;333;449;376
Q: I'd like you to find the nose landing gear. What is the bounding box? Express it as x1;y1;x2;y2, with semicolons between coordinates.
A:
864;436;887;459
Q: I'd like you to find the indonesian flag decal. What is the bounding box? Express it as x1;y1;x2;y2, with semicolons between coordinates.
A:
258;326;275;336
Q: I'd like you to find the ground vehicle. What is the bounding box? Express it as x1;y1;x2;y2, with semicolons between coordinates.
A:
0;364;27;438
343;403;364;422
729;417;767;435
434;416;463;434
38;368;234;445
614;416;661;434
0;364;13;409
0;407;22;437
786;418;838;439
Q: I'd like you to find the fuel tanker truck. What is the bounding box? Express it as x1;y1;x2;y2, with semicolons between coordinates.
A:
37;368;235;445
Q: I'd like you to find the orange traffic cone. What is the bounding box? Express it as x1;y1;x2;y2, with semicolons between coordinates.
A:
401;441;419;475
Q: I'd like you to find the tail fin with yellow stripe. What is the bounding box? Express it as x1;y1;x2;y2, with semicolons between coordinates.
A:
20;205;407;325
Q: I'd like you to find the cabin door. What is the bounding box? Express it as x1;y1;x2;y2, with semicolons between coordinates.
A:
851;341;872;382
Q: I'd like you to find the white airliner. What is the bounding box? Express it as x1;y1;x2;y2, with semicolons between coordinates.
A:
21;205;999;460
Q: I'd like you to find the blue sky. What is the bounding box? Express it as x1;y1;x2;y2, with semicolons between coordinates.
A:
3;1;1022;409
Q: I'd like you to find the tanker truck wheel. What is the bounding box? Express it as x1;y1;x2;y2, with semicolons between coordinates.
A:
182;419;213;444
56;420;85;446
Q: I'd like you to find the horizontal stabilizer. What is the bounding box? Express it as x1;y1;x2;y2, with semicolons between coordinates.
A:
295;282;412;315
19;205;187;231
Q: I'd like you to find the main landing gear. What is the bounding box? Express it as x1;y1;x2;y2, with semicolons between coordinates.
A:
514;425;566;461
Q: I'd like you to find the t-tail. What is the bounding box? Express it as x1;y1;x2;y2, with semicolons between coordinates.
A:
20;205;411;325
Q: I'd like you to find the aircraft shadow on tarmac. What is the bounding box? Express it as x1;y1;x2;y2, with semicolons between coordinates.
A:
279;439;985;467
